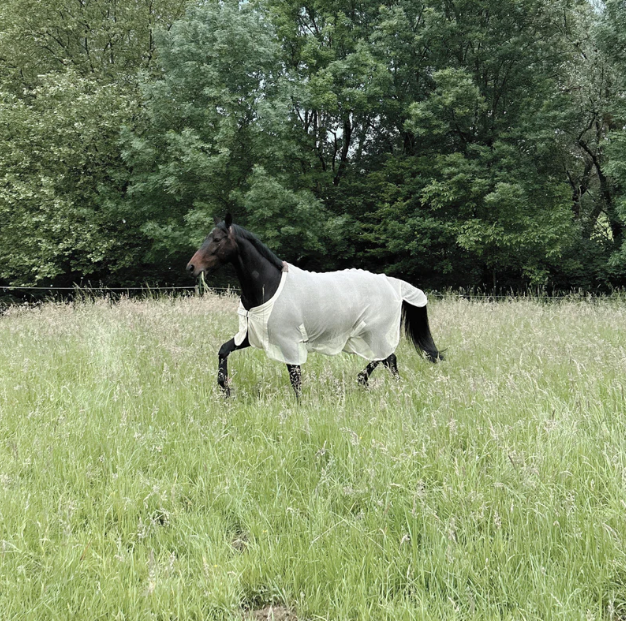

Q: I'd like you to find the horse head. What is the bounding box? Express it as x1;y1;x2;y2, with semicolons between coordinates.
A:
186;213;237;277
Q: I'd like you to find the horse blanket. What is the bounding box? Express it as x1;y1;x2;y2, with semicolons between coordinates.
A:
234;264;427;365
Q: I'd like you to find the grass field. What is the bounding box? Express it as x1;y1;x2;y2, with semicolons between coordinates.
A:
1;293;626;620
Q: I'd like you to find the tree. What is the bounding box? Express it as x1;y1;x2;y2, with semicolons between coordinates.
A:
0;0;185;284
122;1;328;266
1;0;624;290
0;0;184;90
0;74;139;283
596;0;626;277
269;0;579;287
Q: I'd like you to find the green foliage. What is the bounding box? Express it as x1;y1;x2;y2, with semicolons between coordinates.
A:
1;0;626;289
406;68;487;140
598;0;626;277
0;0;184;285
242;167;326;259
263;0;588;287
0;0;181;87
0;73;139;283
122;2;324;261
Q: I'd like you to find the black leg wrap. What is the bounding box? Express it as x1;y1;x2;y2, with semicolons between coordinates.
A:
358;361;380;386
383;353;399;378
216;336;249;398
287;364;302;398
218;356;230;396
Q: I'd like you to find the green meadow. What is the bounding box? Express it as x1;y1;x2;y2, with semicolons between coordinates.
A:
0;294;625;620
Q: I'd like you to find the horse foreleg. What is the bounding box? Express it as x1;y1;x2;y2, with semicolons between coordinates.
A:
357;360;380;386
286;364;302;398
218;335;250;396
382;353;399;379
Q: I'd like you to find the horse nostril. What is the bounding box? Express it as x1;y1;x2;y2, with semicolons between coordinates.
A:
187;263;195;273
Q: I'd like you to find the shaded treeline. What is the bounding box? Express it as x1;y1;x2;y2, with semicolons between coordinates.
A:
1;0;625;291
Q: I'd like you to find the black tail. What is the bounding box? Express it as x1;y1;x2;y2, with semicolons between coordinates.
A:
401;302;443;362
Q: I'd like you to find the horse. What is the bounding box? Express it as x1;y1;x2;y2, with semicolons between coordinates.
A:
186;214;443;396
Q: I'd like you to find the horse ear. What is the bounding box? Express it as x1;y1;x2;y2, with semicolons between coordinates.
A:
224;213;233;228
213;215;220;226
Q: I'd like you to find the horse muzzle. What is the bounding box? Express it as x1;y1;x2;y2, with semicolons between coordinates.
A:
187;249;218;277
186;258;219;278
186;263;214;278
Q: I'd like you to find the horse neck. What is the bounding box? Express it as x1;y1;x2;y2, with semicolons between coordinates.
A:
231;238;282;310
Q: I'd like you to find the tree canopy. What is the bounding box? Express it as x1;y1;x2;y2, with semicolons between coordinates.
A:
1;0;625;291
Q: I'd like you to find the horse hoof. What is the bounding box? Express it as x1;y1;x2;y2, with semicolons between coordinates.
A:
357;373;368;387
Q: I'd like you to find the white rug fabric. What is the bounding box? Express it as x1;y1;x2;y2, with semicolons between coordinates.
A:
234;264;427;365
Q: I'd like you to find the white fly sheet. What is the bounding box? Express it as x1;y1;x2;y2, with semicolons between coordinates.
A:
234;264;427;365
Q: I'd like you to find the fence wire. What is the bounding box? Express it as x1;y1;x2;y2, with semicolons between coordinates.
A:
0;284;236;293
0;284;622;301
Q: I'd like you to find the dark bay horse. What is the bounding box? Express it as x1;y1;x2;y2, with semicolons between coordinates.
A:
187;214;442;396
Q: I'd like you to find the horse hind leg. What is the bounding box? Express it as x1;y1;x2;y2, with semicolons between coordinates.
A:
358;354;398;387
357;360;380;386
383;353;399;379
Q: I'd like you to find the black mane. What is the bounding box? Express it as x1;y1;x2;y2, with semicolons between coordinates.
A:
220;222;283;271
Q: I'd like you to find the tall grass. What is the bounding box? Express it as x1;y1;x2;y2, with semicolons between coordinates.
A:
0;294;625;620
